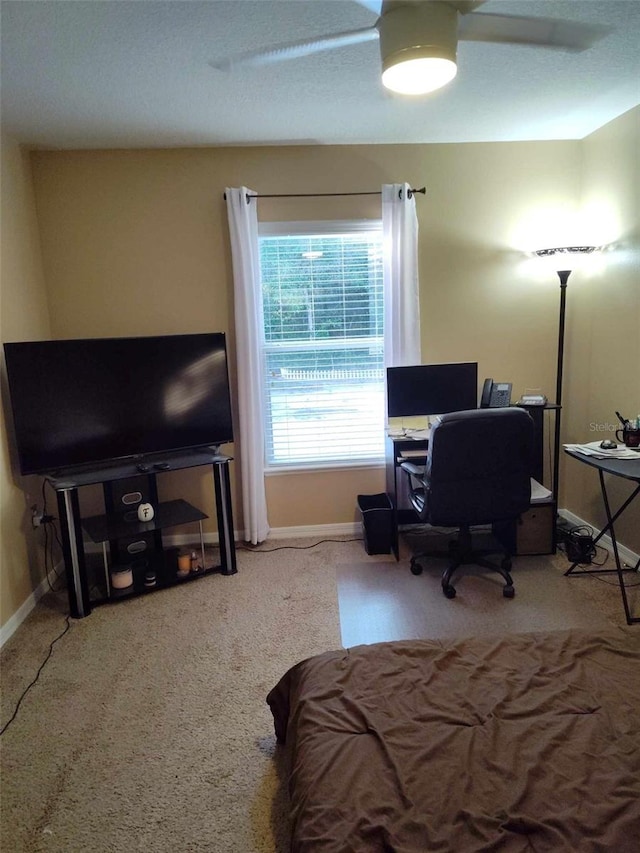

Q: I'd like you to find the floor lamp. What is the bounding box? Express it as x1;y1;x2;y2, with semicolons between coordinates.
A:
534;246;596;510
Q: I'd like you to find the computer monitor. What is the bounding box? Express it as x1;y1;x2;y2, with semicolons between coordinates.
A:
386;362;478;418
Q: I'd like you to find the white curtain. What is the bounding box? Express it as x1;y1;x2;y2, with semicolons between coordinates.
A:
382;183;421;367
225;187;270;544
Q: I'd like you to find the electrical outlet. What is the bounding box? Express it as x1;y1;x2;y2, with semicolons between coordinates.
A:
31;509;54;528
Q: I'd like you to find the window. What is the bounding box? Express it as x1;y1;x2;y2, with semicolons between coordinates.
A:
258;220;385;468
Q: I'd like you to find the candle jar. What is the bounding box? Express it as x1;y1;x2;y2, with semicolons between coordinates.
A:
111;566;133;590
177;550;191;576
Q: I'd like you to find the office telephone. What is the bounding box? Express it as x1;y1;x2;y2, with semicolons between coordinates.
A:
480;378;512;408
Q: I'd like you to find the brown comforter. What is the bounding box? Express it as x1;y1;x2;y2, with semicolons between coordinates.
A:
267;628;640;852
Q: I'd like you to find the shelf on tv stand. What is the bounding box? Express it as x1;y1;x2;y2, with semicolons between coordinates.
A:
82;499;207;543
99;554;222;606
46;448;232;490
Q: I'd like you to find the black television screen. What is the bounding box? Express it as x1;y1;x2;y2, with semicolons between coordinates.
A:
387;362;478;418
3;333;234;475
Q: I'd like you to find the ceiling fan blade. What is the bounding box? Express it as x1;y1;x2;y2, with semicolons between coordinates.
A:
352;0;382;14
458;12;611;53
211;26;379;71
447;1;487;12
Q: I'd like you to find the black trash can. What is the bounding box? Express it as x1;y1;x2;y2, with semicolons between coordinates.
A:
357;493;393;555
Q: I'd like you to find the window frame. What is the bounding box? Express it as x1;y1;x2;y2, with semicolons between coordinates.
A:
258;218;385;472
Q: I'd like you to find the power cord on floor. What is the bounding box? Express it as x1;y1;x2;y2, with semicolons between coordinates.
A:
586;573;640;589
2;537;361;734
561;524;603;565
237;537;363;553
0;616;71;736
558;525;640;588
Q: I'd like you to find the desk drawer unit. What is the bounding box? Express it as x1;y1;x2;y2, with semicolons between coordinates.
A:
516;503;555;555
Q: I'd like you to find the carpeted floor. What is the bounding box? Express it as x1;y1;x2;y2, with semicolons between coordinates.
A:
1;538;346;853
0;534;634;852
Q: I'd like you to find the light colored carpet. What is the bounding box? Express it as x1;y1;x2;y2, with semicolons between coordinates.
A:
337;555;613;647
1;538;347;853
0;535;630;853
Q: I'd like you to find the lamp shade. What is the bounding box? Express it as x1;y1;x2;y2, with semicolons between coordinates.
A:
379;2;458;95
534;246;596;271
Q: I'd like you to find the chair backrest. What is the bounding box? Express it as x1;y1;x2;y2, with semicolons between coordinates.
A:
424;407;534;527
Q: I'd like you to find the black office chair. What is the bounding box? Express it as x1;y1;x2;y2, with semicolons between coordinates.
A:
400;407;534;599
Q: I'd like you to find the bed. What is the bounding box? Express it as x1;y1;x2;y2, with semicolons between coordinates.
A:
267;627;640;852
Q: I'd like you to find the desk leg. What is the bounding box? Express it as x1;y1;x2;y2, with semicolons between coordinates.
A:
391;465;401;561
56;487;91;619
213;460;237;576
599;471;639;626
565;472;640;625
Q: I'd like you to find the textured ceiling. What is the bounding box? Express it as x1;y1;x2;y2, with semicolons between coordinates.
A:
1;0;639;150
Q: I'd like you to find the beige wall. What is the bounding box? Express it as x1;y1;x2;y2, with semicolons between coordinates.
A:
28;140;581;531
1;108;637;630
1;134;53;627
562;108;640;550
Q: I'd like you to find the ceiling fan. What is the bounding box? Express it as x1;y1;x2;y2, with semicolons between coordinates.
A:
212;0;608;95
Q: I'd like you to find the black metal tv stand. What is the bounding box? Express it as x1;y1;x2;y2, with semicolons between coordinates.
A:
46;449;237;618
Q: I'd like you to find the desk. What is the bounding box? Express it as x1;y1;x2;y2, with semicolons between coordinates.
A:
563;449;640;625
386;424;556;561
385;435;429;559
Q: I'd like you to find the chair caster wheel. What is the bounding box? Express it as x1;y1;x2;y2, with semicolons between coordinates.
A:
502;558;512;571
410;560;423;576
503;585;515;599
443;584;456;599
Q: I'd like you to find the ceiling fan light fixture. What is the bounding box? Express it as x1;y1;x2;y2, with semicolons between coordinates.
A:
378;1;459;96
382;54;457;94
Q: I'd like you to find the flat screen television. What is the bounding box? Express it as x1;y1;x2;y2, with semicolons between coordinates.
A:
3;333;234;475
387;362;478;418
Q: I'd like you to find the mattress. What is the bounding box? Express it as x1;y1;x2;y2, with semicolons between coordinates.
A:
267;627;640;852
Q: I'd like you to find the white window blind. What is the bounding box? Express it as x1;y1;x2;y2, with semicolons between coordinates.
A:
259;221;385;468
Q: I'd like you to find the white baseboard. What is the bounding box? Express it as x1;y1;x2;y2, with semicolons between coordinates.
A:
559;508;639;568
82;522;361;557
1;523;363;648
250;522;360;541
168;522;361;546
0;561;64;648
6;513;635;649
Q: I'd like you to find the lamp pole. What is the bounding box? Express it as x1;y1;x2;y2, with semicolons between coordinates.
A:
555;269;571;410
553;269;571;506
534;246;595;522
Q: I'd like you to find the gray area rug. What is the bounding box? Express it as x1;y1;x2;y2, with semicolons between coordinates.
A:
337;554;613;647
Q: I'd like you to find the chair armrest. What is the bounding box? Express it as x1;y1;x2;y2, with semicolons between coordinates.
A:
399;461;426;477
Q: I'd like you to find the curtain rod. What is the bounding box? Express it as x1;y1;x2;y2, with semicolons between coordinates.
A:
223;187;426;203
